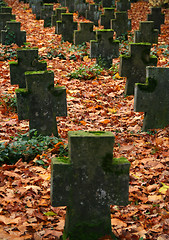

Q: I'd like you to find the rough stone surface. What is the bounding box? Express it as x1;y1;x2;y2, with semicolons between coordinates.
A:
147;7;165;34
74;22;96;45
51;7;66;27
65;0;75;12
10;48;47;88
116;0;130;11
16;70;67;136
119;43;157;95
86;4;101;26
31;0;43;20
134;67;169;131
111;11;131;39
100;8;115;29
40;3;54;27
0;6;12;13
56;13;77;43
102;0;115;7
134;21;158;44
90;29;119;68
74;0;89;17
1;21;26;46
0;12;15;41
51;131;130;240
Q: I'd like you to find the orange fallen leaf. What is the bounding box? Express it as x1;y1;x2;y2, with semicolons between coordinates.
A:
100;119;111;124
111;218;127;227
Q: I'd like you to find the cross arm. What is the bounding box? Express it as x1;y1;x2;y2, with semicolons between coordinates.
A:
104;157;130;206
51;157;73;207
15;88;30;120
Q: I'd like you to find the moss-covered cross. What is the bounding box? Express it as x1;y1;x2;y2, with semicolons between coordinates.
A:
119;43;157;95
134;21;159;44
56;13;77;43
100;8;115;29
74;22;96;45
1;21;26;46
51;131;130;240
90;29;119;68
51;8;66;27
0;12;15;33
134;66;169;131
9;48;47;88
116;0;131;12
86;4;101;26
147;7;164;34
15;70;67;136
111;11;131;39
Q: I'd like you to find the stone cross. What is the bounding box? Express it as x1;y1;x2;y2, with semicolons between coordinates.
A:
119;43;157;95
147;7;165;34
85;4;101;26
74;22;96;45
1;21;26;46
56;13;77;43
111;11;131;39
40;3;54;27
10;48;47;88
74;0;89;17
0;12;15;38
116;0;131;11
90;29;119;68
100;7;115;29
16;70;67;136
31;0;43;20
134;67;169;131
51;131;130;240
134;21;158;44
51;7;67;27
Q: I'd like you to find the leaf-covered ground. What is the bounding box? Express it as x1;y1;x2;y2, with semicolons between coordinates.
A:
0;0;169;239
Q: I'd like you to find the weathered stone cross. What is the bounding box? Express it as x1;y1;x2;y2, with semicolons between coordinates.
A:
74;22;96;45
119;43;157;95
134;67;169;131
16;70;67;136
10;48;47;88
90;29;119;68
147;7;164;34
51;131;130;240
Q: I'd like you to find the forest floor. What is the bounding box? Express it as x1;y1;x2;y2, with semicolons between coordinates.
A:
0;0;169;239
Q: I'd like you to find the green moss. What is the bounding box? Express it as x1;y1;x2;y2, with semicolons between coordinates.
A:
9;61;17;65
89;131;106;135
17;47;38;50
15;88;28;94
112;157;129;165
69;131;114;137
44;3;53;5
62;13;73;16
25;70;53;75
97;29;114;32
103;7;115;10
136;77;157;92
131;42;151;46
54;156;70;164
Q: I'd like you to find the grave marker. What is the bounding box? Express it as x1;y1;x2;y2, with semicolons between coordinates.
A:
134;67;169;131
16;71;67;136
31;0;43;20
119;43;157;95
10;48;47;88
134;21;158;44
74;0;89;17
51;131;130;240
0;6;12;13
90;29;119;68
0;12;16;41
86;4;101;26
56;13;77;43
1;21;26;46
147;7;164;34
65;0;75;12
111;11;131;39
40;3;54;27
74;22;96;45
102;0;115;7
100;7;115;29
116;0;130;12
51;7;67;27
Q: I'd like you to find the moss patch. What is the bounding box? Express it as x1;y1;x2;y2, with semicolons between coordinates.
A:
136;77;157;92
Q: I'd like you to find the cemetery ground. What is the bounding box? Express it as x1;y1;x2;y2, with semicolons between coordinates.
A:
0;0;169;239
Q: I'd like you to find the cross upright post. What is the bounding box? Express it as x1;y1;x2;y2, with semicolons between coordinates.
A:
51;131;130;240
90;29;119;68
40;3;54;27
56;13;77;43
116;0;131;11
10;48;47;88
16;70;67;136
119;43;157;95
86;4;101;26
100;7;115;29
51;7;67;27
134;67;169;131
